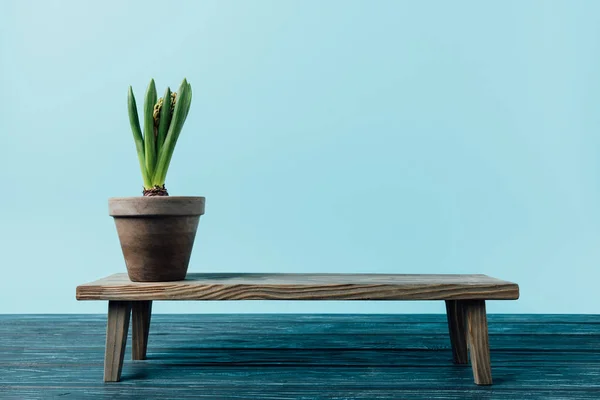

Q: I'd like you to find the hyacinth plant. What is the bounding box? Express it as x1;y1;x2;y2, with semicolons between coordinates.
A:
128;78;192;196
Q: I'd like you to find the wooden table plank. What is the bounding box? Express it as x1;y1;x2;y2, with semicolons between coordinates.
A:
76;273;519;301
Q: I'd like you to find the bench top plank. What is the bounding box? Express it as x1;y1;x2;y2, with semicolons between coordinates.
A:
76;273;519;301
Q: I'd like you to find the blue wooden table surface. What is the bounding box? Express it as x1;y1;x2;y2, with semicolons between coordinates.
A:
0;314;598;399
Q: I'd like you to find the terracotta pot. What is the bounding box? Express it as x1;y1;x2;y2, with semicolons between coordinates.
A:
109;196;205;282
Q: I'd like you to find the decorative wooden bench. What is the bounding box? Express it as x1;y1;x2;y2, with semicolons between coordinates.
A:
76;273;519;385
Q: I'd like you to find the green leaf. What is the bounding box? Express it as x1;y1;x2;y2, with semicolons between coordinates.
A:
156;86;172;157
152;79;192;186
143;79;158;179
127;86;151;188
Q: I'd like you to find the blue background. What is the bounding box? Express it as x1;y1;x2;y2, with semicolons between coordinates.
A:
1;0;599;314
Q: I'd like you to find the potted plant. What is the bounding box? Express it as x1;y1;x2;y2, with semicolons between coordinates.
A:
109;78;205;282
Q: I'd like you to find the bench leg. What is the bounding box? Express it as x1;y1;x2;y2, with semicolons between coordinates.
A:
445;300;468;364
104;300;131;382
465;300;492;385
132;301;152;360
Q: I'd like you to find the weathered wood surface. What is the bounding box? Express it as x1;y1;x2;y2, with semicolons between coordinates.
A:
0;314;599;399
465;300;492;385
445;300;468;364
104;301;131;382
76;273;519;301
132;301;152;361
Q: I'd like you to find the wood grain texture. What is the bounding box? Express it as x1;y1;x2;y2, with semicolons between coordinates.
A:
3;387;599;400
0;314;598;399
465;300;493;385
445;300;468;364
104;301;131;382
132;301;152;360
76;273;519;301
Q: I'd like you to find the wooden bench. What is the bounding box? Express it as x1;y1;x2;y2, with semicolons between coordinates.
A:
76;273;519;385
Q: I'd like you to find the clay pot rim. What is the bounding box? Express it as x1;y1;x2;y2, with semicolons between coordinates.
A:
109;196;205;217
